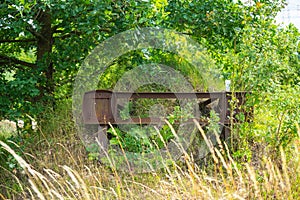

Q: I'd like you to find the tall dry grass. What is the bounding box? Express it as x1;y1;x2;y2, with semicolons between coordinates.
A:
1;119;300;200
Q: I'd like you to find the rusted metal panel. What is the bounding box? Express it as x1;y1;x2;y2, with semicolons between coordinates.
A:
82;90;251;125
82;91;98;124
82;90;114;124
90;90;219;99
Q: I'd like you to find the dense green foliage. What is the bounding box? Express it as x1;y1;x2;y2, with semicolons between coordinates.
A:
1;0;295;118
1;0;300;179
0;0;299;163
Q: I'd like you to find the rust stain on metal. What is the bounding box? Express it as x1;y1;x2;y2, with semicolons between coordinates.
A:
82;90;252;126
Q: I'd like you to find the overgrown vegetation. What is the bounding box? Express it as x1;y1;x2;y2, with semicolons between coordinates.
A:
0;102;300;199
1;0;300;199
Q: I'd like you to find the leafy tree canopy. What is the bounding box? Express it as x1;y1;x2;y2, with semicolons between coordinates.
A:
0;0;298;120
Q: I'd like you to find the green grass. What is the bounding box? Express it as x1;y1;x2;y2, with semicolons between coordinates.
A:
0;123;300;199
0;100;300;199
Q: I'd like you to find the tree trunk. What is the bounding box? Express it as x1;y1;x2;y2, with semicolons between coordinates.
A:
36;9;54;99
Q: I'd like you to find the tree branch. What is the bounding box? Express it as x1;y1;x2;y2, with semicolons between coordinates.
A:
0;38;37;43
54;28;111;40
26;26;47;42
0;54;37;68
54;30;82;40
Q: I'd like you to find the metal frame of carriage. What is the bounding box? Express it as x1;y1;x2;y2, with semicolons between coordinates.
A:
82;90;251;146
